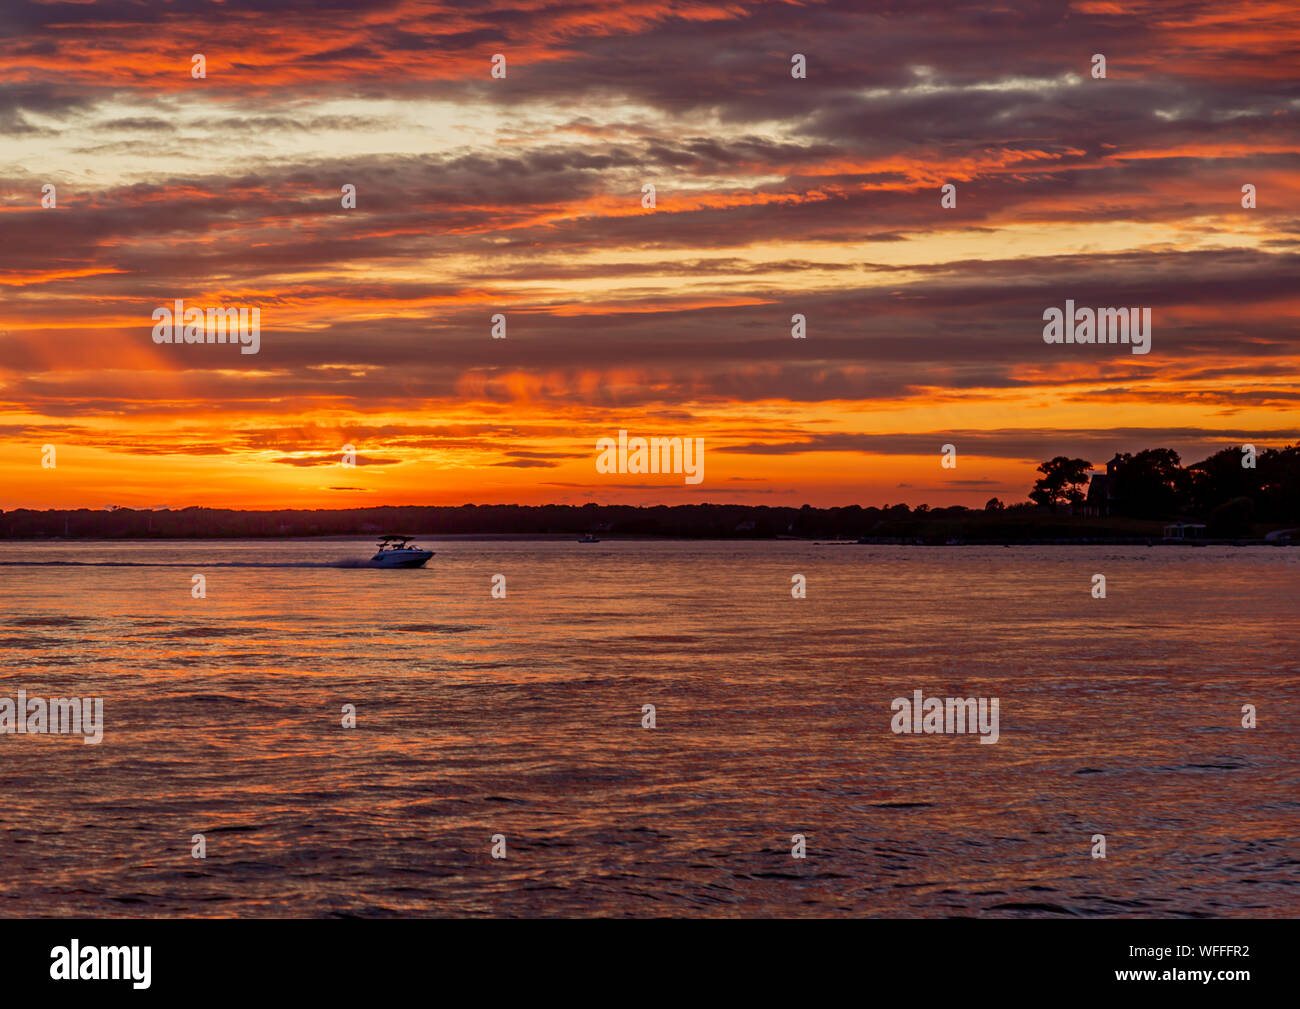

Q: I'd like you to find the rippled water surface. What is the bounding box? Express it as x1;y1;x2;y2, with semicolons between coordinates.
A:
0;539;1296;917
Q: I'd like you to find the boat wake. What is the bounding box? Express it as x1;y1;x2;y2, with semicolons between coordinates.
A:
0;559;405;568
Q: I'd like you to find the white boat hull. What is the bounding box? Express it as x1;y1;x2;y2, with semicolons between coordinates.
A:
370;549;433;568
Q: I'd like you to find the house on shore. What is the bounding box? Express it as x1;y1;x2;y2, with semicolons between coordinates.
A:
1082;455;1123;517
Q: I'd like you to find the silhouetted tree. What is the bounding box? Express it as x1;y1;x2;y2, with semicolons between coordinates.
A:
1029;457;1092;509
1187;446;1259;514
1108;448;1187;518
1258;445;1300;523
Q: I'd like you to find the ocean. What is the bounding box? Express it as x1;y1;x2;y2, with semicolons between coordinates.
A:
0;539;1295;917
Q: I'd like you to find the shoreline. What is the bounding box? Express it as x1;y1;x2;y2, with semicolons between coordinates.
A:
0;533;1292;547
3;504;1295;546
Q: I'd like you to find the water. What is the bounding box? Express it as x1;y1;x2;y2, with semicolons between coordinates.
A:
0;539;1296;917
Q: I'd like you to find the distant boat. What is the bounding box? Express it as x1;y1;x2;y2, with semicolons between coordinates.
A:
578;533;600;543
371;536;433;568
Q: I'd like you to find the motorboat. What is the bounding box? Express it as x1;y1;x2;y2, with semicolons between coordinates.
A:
371;536;434;568
578;533;600;543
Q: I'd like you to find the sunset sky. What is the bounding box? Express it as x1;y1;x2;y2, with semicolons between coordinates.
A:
2;0;1297;510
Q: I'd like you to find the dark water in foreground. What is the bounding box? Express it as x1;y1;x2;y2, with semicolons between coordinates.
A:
0;539;1296;917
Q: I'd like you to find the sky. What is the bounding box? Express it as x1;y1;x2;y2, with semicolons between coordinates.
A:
1;0;1297;510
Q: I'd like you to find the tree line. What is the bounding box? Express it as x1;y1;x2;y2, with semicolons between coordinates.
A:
1026;444;1299;532
1;444;1295;539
